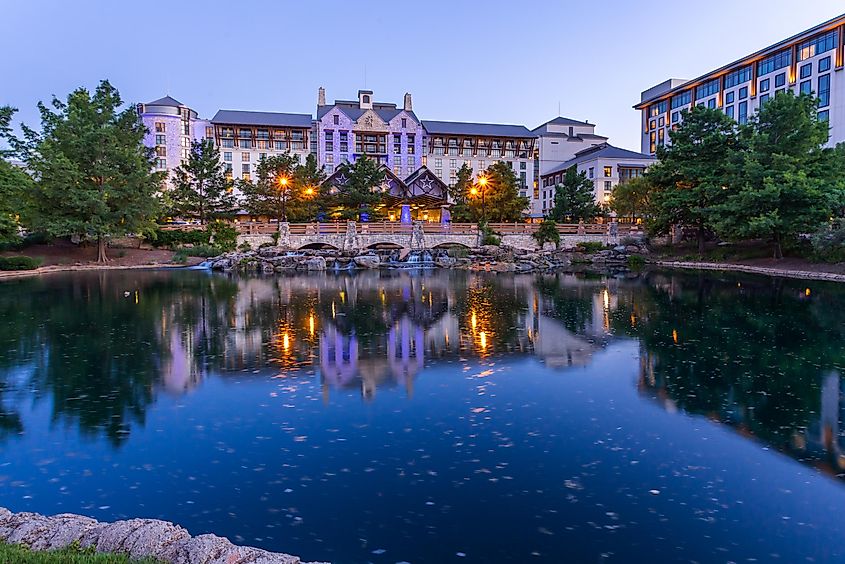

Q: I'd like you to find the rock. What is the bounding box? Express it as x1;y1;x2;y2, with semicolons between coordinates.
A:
261;262;276;274
305;257;326;271
614;245;627;253
435;255;456;268
625;245;641;253
353;255;380;269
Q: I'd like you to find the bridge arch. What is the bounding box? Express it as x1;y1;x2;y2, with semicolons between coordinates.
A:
298;242;340;250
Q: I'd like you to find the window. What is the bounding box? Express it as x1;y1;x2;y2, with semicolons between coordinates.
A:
724;66;751;89
800;80;812;95
603;166;612;177
408;156;415;167
205;126;213;139
242;164;250;173
224;163;232;174
155;134;166;145
182;122;190;136
156;158;166;169
725;91;735;104
449;159;457;169
739;87;748;100
333;115;339;125
696;78;720;99
155;146;166;157
819;110;830;122
708;98;716;109
239;140;252;149
800;63;812;79
649;119;656;130
362;94;370;104
650;100;667;117
657;116;664;127
434;158;442;168
326;154;334;164
222;139;234;148
401;118;407;128
819;56;831;73
797;29;838;61
657;128;665;145
759;94;769;106
738;101;748;125
649;132;656;154
155;122;165;133
671;111;680;123
520;161;526;170
588;167;594;179
242;173;250;182
818;74;830;107
725;105;735;120
757;48;791;76
242;152;250;161
759;79;770;93
604;181;612;192
671;90;691;109
223;152;232;161
775;72;786;88
520;172;527;187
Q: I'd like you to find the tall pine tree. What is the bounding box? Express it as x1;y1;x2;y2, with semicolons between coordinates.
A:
550;167;602;222
171;139;235;224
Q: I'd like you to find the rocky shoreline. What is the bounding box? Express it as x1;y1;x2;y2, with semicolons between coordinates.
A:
208;241;650;274
0;506;324;564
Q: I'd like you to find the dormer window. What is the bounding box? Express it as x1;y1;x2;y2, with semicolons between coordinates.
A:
333;114;339;125
363;95;370;104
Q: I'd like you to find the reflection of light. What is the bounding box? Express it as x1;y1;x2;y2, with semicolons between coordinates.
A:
308;314;315;337
134;290;139;304
630;314;636;327
672;329;678;344
805;288;811;297
471;312;477;329
340;290;346;304
332;301;336;318
479;331;487;350
283;332;290;350
603;289;609;309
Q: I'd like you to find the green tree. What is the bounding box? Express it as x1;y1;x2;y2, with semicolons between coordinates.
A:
448;163;474;222
292;153;327;221
0;107;32;244
714;92;843;258
171;139;235;224
332;155;386;220
611;175;654;223
472;161;528;222
648;105;744;256
17;81;161;262
550;166;602;222
240;153;302;222
533;219;561;248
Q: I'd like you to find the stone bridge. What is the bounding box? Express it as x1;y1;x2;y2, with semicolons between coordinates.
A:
235;222;639;252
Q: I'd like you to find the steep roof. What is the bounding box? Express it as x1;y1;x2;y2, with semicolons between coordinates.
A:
421;120;534;138
212;109;313;128
317;101;419;124
532;116;591;131
543;143;655;176
146;95;184;107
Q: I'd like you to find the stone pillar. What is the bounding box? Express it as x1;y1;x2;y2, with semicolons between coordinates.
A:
277;222;291;249
343;221;360;252
577;219;585;235
609;220;618;243
410;221;426;250
400;204;412;224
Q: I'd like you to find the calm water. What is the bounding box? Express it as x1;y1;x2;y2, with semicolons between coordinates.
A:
1;268;845;563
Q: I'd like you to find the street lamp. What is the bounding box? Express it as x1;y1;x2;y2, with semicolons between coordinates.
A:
471;175;489;221
277;175;291;222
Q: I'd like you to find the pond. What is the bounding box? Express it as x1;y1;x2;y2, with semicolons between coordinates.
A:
1;268;844;563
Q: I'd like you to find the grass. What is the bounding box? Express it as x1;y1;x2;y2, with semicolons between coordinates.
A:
0;541;161;563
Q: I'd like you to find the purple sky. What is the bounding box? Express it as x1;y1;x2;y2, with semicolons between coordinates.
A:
1;0;842;151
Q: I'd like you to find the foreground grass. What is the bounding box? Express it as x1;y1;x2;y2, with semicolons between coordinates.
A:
0;541;161;563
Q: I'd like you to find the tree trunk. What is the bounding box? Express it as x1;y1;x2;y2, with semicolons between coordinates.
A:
97;235;109;263
697;225;705;259
773;233;783;260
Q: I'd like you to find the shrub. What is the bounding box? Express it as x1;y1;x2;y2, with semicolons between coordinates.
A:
811;223;845;263
576;241;605;253
0;256;41;270
238;242;252;252
148;227;208;249
271;231;280;246
478;221;501;246
533;219;561;248
171;249;189;264
186;244;225;258
627;255;646;269
207;221;237;252
259;242;274;249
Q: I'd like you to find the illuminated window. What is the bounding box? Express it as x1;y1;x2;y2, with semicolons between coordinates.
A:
155;122;165;133
603;166;612;177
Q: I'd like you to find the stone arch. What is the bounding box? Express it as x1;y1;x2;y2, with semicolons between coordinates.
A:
432;242;471;249
365;242;404;250
298;242;340;250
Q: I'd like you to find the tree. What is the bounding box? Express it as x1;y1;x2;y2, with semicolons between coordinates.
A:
0;107;32;244
292;153;327;221
332;155;385;220
611;176;654;224
448;163;474;222
171;139;235;224
533;219;561;248
16;81;161;262
470;161;528;222
714;92;843;259
648;105;744;256
549;166;602;222
240;153;302;222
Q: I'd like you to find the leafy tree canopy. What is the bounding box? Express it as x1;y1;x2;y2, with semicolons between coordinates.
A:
330;155;386;220
471;161;528;222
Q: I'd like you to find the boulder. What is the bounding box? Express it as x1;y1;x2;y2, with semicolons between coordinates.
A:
353;255;381;269
305;257;326;271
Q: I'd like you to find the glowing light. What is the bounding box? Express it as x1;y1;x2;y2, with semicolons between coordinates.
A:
471;311;477;329
805;288;811;297
479;331;487;350
308;314;315;336
470;187;479;196
672;329;678;344
339;290;346;304
478;176;488;187
304;186;315;196
603;289;610;310
283;332;290;350
278;176;289;187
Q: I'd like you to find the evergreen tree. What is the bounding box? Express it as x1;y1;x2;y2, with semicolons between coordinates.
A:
448;163;474;222
16;81;161;262
714;92;843;258
472;161;528;222
332;155;385;220
550;167;602;222
240;153;302;222
171;139;235;224
648;105;744;255
292;153;327;221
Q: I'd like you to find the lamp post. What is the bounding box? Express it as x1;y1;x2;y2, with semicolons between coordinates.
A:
277;175;291;222
471;175;489;221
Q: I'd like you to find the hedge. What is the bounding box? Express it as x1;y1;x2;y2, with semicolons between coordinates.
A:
0;256;42;271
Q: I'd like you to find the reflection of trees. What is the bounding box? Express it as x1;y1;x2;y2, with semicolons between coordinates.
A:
618;271;845;448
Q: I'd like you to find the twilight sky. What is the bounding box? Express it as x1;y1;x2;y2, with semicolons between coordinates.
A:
1;0;843;151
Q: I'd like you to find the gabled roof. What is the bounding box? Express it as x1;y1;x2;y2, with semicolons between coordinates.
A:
146;95;184;107
532;116;591;131
318;101;419;124
403;165;448;187
422;120;534;138
212;109;313;128
542;143;655;177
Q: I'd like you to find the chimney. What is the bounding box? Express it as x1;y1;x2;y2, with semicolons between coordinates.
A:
358;90;373;110
318;87;326;107
403;93;412;112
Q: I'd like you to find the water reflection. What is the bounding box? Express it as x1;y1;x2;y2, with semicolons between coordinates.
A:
1;268;844;478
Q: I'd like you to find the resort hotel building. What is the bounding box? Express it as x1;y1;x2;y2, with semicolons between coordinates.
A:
637;13;845;155
139;88;652;220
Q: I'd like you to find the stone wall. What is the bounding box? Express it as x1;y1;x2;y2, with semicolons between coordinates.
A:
0;506;325;564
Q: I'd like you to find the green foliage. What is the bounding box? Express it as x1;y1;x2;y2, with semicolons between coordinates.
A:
533;219;561;248
478;221;501;246
293;153;327;221
15;81;162;262
148;228;208;249
627;254;646;269
611;176;654;223
238;241;252;252
185;244;224;258
171;248;189;264
713;92;844;259
0;540;162;563
471;161;528;222
811;222;845;263
0;255;41;270
331;155;386;220
448;163;474;222
239;153;315;222
171;139;235;224
0;157;33;245
576;241;604;253
206;220;237;251
550;167;602;222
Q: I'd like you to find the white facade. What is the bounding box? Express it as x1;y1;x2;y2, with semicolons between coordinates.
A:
638;15;845;155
